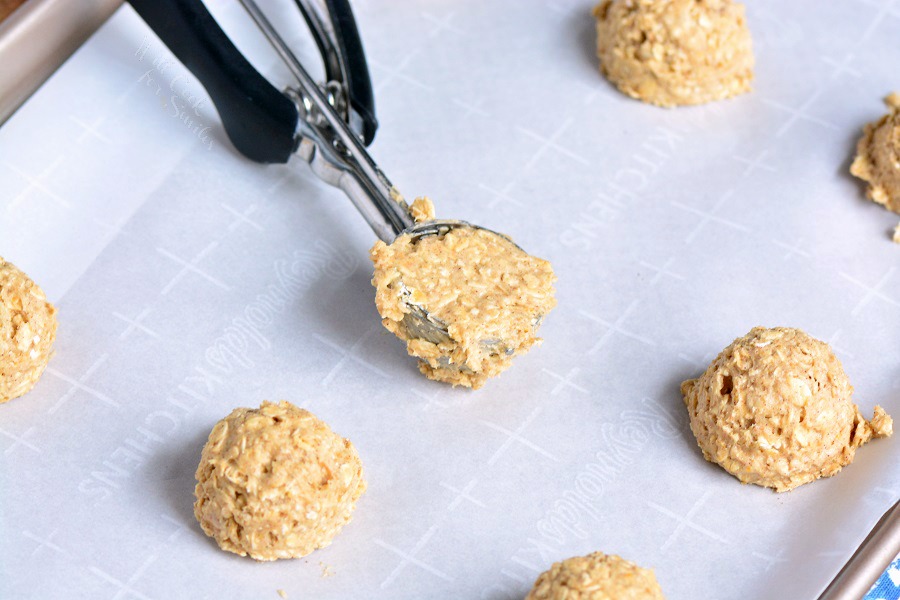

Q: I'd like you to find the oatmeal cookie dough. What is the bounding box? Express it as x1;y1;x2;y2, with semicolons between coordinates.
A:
682;327;892;492
593;0;754;107
851;93;900;237
370;198;556;389
408;196;435;222
0;257;57;404
194;401;366;561
526;552;665;600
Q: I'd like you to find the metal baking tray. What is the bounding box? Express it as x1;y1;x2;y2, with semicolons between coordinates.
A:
0;1;898;598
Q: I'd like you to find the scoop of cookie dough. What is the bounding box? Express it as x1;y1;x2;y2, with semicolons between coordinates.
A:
0;257;57;404
682;327;892;492
526;552;665;600
593;0;754;107
850;93;900;236
370;198;557;389
194;401;366;561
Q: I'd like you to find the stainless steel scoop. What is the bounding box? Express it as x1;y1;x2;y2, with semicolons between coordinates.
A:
130;0;533;352
239;0;518;350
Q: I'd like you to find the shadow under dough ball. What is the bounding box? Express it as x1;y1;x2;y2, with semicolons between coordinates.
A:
0;257;57;404
193;401;366;561
682;327;892;492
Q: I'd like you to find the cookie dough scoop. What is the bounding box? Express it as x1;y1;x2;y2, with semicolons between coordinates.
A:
371;209;556;389
132;0;556;389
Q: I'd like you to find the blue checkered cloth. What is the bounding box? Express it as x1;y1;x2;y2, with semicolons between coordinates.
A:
864;556;900;600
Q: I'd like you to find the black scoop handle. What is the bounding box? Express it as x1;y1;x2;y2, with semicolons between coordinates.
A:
129;0;299;164
298;0;379;145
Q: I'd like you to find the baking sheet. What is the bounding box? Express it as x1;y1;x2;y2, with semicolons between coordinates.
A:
1;1;899;598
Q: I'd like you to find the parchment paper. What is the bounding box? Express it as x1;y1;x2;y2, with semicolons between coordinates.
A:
1;1;899;598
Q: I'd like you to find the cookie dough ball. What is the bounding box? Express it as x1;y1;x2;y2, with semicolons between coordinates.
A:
851;93;900;228
526;552;665;600
593;0;754;107
194;401;366;561
682;327;892;492
0;257;57;404
370;202;556;389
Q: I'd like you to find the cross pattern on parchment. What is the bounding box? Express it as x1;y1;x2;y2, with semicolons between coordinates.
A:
841;267;899;317
872;485;900;500
440;479;486;511
0;425;40;455
673;190;750;244
576;80;604;107
541;367;588;396
825;329;855;359
221;202;264;232
772;237;811;261
94;213;132;241
266;167;308;195
421;11;464;38
648;490;731;552
157;242;231;295
313;328;388;386
452;97;489;120
733;150;777;178
23;529;66;557
70;115;112;145
114;76;142;107
752;548;788;573
764;89;838;139
413;388;449;412
678;352;716;373
4;157;70;211
822;54;862;81
639;257;685;286
113;307;160;341
480;407;558;466
677;352;718;377
375;525;454;588
47;354;119;414
498;568;528;584
372;51;434;93
856;0;900;44
159;514;186;543
518;118;590;170
480;182;524;210
580;300;657;355
89;554;157;600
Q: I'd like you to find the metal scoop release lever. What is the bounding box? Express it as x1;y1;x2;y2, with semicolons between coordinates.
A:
238;0;413;243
